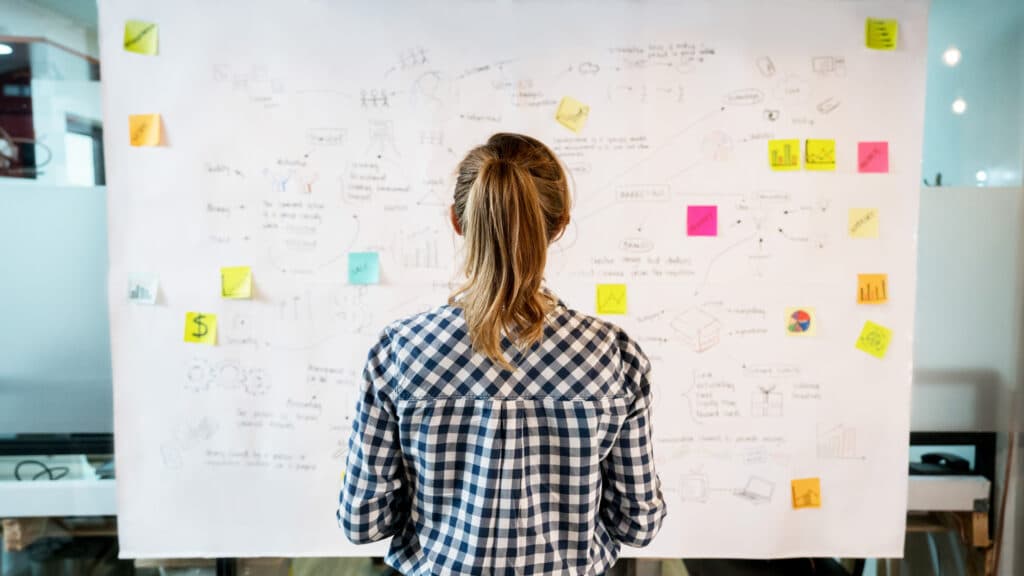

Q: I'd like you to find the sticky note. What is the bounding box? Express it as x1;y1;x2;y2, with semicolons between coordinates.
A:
791;478;821;509
596;284;627;315
124;20;159;55
221;266;253;299
856;320;893;359
857;273;888;304
858;142;889;173
805;139;836;171
687;205;718;237
128;274;159;305
785;308;817;336
768;139;800;171
129;114;161;147
184;312;217;345
848;208;880;238
866;18;899;51
348;252;380;285
555;96;590;133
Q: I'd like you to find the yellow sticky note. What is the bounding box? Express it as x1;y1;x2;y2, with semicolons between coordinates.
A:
596;284;627;315
129;114;161;147
857;273;888;304
124;20;159;55
866;18;898;51
848;208;879;238
555;96;590;133
805;139;836;171
855;320;893;359
768;139;800;171
791;478;821;509
184;312;217;345
221;266;253;299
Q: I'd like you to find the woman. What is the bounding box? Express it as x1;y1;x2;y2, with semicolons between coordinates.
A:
339;133;666;575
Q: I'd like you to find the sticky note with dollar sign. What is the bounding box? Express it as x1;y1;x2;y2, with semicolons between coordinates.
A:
184;312;217;345
221;266;252;299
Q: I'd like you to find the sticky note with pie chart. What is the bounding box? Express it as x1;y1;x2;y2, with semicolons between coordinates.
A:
785;307;817;336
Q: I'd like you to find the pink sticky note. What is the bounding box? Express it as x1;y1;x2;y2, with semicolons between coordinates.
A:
858;142;889;173
687;205;718;236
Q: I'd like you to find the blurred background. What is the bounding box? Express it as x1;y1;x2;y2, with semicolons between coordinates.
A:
0;0;1021;574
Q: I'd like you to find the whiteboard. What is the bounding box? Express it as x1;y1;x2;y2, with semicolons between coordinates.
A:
101;0;929;559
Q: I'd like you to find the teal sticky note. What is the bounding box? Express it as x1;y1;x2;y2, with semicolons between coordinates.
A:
348;252;380;285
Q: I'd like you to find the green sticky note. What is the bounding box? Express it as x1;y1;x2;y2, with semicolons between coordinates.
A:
866;18;898;51
855;320;893;359
124;20;159;55
596;284;627;315
221;266;252;299
348;252;380;285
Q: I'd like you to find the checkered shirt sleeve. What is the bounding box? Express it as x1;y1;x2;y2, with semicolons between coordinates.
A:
338;328;411;544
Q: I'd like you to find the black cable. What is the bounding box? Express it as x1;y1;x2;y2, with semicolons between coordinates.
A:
14;459;70;481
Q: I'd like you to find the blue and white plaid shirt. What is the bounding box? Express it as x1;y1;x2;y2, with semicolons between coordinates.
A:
338;294;666;575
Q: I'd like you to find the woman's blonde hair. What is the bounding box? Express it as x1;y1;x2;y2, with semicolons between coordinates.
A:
449;133;571;370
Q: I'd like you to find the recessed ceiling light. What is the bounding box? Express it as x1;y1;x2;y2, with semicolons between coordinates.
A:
951;98;967;115
0;44;13;56
942;46;962;67
975;170;988;183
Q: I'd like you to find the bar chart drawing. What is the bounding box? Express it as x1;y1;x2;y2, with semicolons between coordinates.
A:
816;423;864;460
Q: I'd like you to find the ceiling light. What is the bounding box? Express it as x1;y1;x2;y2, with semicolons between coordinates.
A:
0;44;13;56
951;98;967;115
942;46;961;67
975;170;988;183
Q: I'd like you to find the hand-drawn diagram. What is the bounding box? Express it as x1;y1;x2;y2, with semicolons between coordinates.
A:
671;308;722;353
106;0;926;559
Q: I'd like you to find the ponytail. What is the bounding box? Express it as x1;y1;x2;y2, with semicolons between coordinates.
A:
450;133;571;370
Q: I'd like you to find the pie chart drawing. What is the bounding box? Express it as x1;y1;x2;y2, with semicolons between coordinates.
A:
786;308;816;336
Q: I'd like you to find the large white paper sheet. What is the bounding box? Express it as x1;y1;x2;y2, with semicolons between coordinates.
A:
101;0;929;558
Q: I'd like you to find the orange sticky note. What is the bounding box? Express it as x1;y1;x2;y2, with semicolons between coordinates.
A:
791;478;821;509
769;139;800;171
129;114;161;147
857;273;888;304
